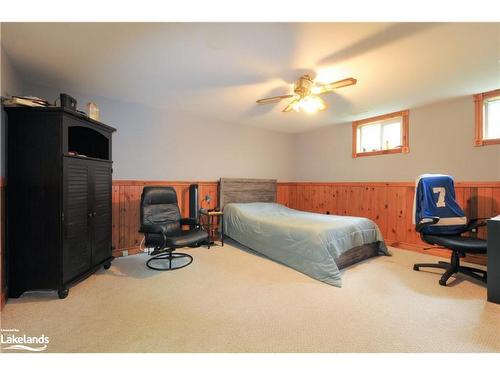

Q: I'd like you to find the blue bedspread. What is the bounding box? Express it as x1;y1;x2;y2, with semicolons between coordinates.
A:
223;203;388;287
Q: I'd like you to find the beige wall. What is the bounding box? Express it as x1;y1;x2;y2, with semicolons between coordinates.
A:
1;47;23;98
294;96;500;182
1;37;24;177
4;50;500;183
21;83;297;181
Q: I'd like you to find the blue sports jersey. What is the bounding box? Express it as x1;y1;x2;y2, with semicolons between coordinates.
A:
414;175;467;235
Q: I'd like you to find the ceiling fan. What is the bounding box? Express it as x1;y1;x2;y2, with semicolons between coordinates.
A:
256;74;357;113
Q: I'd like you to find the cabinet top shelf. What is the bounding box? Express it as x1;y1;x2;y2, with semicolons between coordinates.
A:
4;106;117;133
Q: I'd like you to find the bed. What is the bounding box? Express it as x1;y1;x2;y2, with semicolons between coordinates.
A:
219;178;389;287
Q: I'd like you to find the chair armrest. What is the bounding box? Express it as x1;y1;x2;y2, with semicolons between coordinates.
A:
139;225;168;250
465;218;487;232
416;216;440;232
181;218;198;226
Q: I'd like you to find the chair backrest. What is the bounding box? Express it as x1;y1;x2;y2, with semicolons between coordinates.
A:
413;174;467;235
140;186;181;235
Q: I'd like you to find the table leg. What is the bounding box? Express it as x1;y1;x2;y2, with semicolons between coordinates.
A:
221;214;224;246
207;216;211;249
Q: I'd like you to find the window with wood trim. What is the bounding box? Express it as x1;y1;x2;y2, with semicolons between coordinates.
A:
474;89;500;146
352;110;409;158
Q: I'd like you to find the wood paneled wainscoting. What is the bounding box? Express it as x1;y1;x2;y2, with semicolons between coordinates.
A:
112;181;218;258
277;181;500;265
1;179;493;308
112;180;499;265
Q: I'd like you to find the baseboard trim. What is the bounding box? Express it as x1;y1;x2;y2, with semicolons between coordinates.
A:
112;246;143;258
112;241;487;266
278;181;500;188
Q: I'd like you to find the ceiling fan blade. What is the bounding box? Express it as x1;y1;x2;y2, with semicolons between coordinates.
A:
256;94;295;104
282;99;299;112
313;77;357;94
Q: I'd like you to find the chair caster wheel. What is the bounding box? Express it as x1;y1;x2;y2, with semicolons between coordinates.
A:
439;279;447;287
413;265;419;271
58;288;69;299
103;262;111;270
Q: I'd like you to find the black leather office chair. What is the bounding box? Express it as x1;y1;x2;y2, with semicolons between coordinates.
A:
413;175;487;286
139;186;208;271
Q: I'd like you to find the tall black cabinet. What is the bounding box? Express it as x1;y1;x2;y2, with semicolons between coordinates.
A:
5;107;116;299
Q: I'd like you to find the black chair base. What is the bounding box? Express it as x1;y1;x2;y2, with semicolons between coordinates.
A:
414;251;487;286
146;250;193;271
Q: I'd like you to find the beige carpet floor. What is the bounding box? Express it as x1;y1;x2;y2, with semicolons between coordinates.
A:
1;242;499;353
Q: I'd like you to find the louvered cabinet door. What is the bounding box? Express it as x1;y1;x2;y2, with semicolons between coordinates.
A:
89;161;112;265
62;158;92;283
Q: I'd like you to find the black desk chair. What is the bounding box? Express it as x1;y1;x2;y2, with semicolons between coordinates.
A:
139;186;208;271
413;175;487;286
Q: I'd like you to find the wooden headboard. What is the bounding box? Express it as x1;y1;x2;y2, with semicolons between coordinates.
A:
218;178;277;209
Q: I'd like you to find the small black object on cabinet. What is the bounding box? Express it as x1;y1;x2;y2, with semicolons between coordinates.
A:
5;107;116;299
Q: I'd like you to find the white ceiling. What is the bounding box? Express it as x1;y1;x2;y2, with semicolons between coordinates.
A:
2;22;500;133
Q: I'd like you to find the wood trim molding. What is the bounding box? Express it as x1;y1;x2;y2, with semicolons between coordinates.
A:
112;179;217;186
353;148;404;158
401;111;410;153
113;246;142;258
481;138;500;146
278;181;500;188
352;109;410;158
474;88;500;147
474;93;484;146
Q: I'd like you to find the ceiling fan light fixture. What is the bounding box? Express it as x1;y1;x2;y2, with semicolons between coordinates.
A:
256;74;355;114
310;86;322;95
298;95;326;114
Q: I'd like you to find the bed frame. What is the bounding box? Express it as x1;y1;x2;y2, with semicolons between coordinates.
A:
218;177;381;270
335;243;380;270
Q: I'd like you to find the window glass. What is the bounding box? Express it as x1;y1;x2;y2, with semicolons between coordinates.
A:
485;98;500;139
358;118;402;153
359;123;381;152
382;121;402;150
